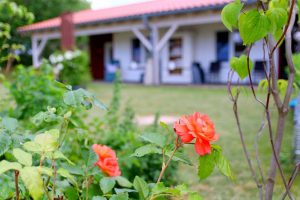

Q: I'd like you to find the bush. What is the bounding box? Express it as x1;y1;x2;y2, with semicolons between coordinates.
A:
49;49;91;86
8;62;65;119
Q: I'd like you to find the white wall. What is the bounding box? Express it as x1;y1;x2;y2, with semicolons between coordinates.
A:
113;32;144;82
112;23;269;84
160;31;194;84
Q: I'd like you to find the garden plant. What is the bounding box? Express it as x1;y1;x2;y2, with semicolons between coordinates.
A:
0;0;300;199
221;0;300;199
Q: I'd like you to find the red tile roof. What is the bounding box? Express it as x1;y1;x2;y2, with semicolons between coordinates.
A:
19;0;231;33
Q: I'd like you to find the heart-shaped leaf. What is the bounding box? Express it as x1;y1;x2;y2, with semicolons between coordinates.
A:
230;55;254;80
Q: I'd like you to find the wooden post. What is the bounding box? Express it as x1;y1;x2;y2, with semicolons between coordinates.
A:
60;12;75;50
32;36;39;67
152;26;160;85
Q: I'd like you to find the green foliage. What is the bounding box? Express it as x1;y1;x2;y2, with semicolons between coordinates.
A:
133;176;150;199
100;177;116;194
12;0;90;22
12;148;32;166
0;133;11;156
221;0;244;31
230;55;254;80
50;50;91;86
0;1;33;68
0;160;21;174
8;63;65;119
238;10;271;45
198;145;234;181
266;7;288;35
20;167;44;200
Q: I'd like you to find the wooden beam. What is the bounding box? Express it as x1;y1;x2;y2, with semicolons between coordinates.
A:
151;26;160;85
132;27;152;51
37;37;48;56
32;36;39;67
32;35;48;67
156;24;178;52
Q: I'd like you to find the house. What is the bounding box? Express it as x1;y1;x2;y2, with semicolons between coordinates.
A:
18;0;281;85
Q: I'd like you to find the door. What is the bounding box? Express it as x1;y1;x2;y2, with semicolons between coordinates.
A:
89;34;112;80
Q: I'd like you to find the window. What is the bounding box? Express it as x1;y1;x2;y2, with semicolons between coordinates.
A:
232;31;246;56
168;38;183;75
131;38;141;63
216;31;229;61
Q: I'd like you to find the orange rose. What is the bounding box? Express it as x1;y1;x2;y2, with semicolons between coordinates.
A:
92;144;121;177
174;112;219;155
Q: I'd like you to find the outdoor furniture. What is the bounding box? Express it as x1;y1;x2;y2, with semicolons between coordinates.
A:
192;62;205;84
253;61;266;84
209;61;221;83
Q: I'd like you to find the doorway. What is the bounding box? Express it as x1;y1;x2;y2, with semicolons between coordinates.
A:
89;34;112;80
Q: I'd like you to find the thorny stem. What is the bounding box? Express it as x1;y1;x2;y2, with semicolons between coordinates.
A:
156;137;180;183
15;170;19;200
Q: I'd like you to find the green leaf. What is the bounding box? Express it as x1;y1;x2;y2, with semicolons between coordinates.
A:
188;192;204;200
214;151;234;180
20;167;44;200
12;148;32;166
52;151;75;165
23;129;59;153
37;167;53;176
159;121;171;132
198;152;215;180
230;55;254;80
133;176;149;199
238;9;271;44
57;168;77;186
0;160;22;174
87;147;98;167
221;0;244;31
100;177;116;194
131;144;161;157
92;196;107;200
152;182;181;196
140;132;167;147
166;151;193;166
266;7;288;34
114;188;136;194
63;88;107;110
115;176;132;188
1;117;18;132
109;193;129;200
269;0;288;9
0;133;12;156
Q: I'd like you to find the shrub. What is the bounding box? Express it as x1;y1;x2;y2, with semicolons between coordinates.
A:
8;62;65;119
49;49;91;86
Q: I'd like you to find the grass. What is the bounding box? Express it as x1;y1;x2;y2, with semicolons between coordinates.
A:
88;82;299;200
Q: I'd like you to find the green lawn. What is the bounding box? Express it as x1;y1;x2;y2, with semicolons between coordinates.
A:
88;82;299;200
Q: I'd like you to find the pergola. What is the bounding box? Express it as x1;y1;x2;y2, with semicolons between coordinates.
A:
18;0;231;85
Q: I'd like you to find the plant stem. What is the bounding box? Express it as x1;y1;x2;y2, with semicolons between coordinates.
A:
156;137;180;183
15;170;19;200
52;159;56;200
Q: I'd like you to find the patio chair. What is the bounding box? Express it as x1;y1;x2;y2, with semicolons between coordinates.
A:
192;62;205;84
253;61;266;84
209;61;221;83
